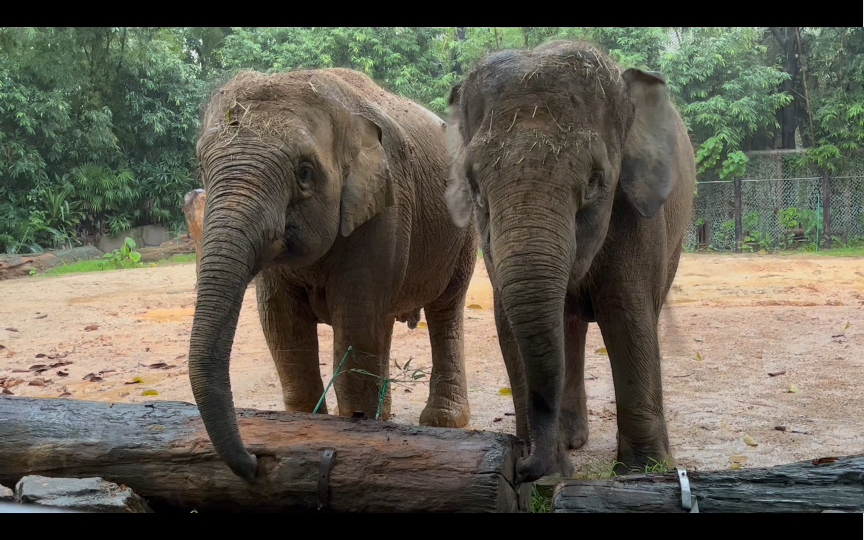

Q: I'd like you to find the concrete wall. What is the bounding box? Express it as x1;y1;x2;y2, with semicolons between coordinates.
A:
97;225;170;253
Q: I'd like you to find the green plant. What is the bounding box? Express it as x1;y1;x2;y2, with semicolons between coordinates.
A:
28;267;36;275
710;219;736;251
103;237;142;269
530;485;552;513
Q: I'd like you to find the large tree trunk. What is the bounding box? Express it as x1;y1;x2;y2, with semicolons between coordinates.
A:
0;396;530;513
552;455;864;513
770;27;801;150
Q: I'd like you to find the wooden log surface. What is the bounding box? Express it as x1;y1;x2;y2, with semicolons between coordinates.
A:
0;396;530;513
553;455;864;513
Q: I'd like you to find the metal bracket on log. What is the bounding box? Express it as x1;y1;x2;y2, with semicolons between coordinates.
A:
317;449;336;511
676;467;699;513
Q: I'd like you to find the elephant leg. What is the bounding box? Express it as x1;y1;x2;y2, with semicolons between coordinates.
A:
419;275;471;429
331;309;395;420
594;290;672;475
560;316;589;449
256;271;324;413
493;289;529;443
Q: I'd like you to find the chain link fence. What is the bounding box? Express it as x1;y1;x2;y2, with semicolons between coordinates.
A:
684;150;864;252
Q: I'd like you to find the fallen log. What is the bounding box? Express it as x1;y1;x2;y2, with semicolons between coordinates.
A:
0;396;530;513
553;455;864;513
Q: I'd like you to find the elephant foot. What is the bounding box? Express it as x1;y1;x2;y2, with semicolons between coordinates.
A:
559;409;589;450
613;432;674;475
515;442;574;484
419;402;470;428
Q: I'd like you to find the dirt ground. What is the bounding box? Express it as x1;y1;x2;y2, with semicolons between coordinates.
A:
1;253;862;475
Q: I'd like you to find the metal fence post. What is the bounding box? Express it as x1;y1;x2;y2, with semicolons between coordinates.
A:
734;177;743;253
821;168;832;249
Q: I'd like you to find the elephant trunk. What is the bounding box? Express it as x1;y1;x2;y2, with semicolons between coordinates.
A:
488;175;576;476
188;191;267;483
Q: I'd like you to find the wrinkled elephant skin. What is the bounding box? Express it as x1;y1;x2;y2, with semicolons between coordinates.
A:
446;41;695;483
190;69;477;483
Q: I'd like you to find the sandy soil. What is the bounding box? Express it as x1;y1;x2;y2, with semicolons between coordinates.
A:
1;253;862;475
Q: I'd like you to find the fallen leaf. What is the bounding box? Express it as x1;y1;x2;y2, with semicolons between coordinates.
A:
57;371;68;377
59;393;72;398
695;351;703;362
403;388;411;393
774;426;787;432
787;384;799;393
0;344;4;349
82;373;103;382
595;347;608;355
29;364;46;371
416;322;428;328
34;315;47;320
2;388;13;395
504;412;515;416
498;387;512;396
141;389;158;396
149;363;168;369
3;379;24;388
5;328;18;332
844;322;850;330
730;455;748;463
175;354;186;360
811;457;839;466
84;325;99;331
493;417;503;423
125;377;143;385
743;434;758;447
467;304;483;310
730;463;742;470
35;353;46;358
29;378;50;387
11;369;29;373
145;347;150;352
109;312;118;316
768;370;786;377
98;369;116;376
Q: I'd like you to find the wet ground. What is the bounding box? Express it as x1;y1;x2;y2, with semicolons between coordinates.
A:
1;253;862;474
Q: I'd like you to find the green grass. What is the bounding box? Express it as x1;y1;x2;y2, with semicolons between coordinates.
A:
530;485;552;513
38;252;196;277
43;259;144;276
163;253;197;263
784;244;864;257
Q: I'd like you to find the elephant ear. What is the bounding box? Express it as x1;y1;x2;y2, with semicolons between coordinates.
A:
340;108;397;237
620;68;679;219
444;83;474;228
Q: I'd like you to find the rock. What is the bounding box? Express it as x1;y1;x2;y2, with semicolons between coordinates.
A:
0;483;13;501
14;475;153;513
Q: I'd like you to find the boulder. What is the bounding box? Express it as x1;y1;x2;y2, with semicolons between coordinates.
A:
14;475;153;513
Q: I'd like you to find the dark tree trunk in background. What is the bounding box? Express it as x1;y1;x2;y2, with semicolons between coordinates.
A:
770;27;801;149
453;27;466;75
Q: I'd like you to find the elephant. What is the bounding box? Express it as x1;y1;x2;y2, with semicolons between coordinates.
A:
445;40;695;483
190;68;478;483
182;188;206;286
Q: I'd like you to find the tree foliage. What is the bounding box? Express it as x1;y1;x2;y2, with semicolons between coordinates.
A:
0;27;860;253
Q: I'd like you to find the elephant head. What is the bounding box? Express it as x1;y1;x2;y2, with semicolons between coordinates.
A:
189;70;405;482
445;41;681;482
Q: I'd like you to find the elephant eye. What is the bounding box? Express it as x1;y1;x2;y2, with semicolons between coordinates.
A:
588;170;604;188
297;164;314;187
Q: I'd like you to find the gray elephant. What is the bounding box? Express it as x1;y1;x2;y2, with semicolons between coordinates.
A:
445;40;695;483
191;68;478;482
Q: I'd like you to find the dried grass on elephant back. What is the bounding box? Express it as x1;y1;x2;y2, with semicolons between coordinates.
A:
464;40;632;171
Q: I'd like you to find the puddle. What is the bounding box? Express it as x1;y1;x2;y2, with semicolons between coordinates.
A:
138;308;195;322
